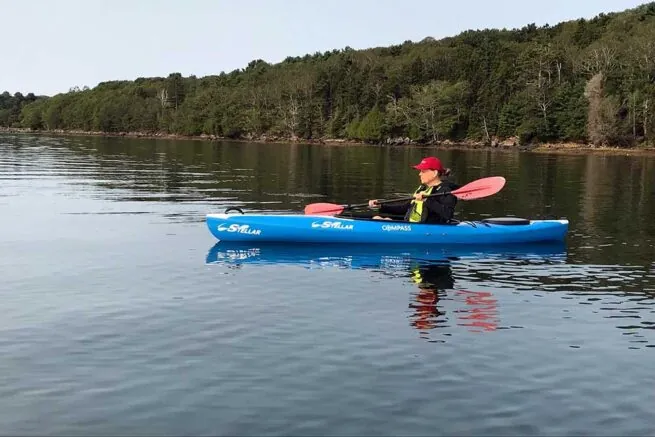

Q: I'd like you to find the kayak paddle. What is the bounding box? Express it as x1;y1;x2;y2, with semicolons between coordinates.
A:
303;176;506;216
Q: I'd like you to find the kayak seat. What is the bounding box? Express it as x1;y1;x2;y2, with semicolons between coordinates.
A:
481;217;531;225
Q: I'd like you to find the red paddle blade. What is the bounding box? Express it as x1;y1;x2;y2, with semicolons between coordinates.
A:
452;176;506;200
303;176;505;214
304;202;345;215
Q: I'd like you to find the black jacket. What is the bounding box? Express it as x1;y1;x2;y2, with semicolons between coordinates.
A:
379;180;459;224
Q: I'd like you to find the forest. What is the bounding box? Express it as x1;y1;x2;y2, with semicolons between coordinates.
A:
2;2;655;148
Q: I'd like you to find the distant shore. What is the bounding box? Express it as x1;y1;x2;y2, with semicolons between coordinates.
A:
2;126;654;155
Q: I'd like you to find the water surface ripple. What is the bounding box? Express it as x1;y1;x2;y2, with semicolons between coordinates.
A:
1;134;654;435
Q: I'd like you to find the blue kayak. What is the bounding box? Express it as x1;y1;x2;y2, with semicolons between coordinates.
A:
205;212;569;245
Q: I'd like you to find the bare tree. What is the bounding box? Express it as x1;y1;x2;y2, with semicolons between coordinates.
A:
158;89;168;108
583;72;604;145
578;45;618;77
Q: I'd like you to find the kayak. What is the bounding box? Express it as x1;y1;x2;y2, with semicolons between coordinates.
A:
205;211;569;245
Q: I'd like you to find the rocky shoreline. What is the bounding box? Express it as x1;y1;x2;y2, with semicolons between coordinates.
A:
1;126;654;154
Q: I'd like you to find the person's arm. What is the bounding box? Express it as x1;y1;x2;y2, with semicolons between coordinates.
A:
378;199;411;215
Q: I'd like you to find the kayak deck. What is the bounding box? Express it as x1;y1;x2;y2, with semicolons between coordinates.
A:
205;212;569;245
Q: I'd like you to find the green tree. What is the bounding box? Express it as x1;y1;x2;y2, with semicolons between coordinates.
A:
3;2;655;148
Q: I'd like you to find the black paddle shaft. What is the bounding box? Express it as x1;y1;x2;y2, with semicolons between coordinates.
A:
345;191;452;210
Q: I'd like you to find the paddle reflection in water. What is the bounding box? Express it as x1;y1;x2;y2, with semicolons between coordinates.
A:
206;242;565;339
454;290;499;333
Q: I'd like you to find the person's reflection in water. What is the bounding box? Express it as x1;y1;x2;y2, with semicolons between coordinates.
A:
408;260;499;339
408;261;453;337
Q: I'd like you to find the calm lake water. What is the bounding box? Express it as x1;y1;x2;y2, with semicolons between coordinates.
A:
1;133;654;436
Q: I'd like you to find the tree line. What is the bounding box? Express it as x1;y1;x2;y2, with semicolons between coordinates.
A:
2;2;655;147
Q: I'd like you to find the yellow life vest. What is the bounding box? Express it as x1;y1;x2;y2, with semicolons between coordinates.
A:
408;185;435;223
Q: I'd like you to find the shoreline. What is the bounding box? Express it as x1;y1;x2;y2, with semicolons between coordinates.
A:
2;127;654;155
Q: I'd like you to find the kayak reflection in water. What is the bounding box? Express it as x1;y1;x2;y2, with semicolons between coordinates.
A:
368;156;460;224
409;261;499;338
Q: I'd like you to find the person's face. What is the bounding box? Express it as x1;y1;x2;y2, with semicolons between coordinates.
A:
419;169;437;185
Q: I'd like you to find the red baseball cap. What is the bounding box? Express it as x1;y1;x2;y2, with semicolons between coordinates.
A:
413;156;445;171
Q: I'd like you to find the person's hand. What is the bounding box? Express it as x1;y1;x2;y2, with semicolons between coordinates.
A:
414;192;425;201
368;199;380;208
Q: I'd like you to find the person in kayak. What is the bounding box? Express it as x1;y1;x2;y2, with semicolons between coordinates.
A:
368;156;459;224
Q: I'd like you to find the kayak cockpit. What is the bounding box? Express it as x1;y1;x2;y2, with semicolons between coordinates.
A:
335;210;534;226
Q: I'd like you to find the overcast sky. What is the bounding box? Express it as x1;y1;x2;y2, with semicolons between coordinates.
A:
1;0;647;96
